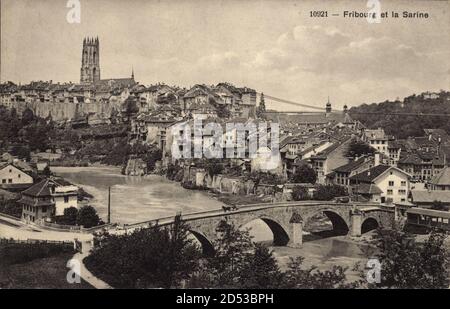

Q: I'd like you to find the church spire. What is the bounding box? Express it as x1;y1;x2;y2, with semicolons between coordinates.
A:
131;66;134;80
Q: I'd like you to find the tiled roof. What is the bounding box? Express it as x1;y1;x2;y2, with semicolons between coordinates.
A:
21;177;75;197
407;206;450;218
334;157;368;173
364;128;387;140
311;136;352;159
280;136;307;149
22;179;52;197
410;190;450;204
431;167;450;186
352;183;383;195
349;165;391;183
399;152;423;165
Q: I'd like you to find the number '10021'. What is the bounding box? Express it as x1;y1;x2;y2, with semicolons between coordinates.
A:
310;11;328;17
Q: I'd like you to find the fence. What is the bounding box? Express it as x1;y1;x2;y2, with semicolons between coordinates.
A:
0;238;73;246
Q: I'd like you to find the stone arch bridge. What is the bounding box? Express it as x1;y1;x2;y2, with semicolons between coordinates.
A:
121;201;394;254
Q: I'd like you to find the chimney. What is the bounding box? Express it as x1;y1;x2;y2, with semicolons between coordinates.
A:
374;152;381;166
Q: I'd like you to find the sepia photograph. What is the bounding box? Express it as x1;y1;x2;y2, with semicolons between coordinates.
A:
0;0;449;296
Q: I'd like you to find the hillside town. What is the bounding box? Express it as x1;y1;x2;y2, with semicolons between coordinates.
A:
1;49;450;227
1;35;449;290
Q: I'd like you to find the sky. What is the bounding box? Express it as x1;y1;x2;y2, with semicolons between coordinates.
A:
1;0;449;110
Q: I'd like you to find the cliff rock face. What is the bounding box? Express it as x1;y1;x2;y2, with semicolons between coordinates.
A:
4;100;123;122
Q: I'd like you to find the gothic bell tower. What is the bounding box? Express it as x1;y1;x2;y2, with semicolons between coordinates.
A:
80;37;101;84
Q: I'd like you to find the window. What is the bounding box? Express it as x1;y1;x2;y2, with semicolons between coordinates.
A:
1;179;5;184
8;179;12;183
401;181;406;186
388;181;394;186
387;189;393;195
398;190;406;195
42;206;47;213
18;174;21;178
64;196;69;203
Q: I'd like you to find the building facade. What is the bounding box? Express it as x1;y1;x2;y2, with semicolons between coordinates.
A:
80;37;101;84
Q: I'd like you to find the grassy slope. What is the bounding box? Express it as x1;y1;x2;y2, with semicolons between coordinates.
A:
0;252;94;289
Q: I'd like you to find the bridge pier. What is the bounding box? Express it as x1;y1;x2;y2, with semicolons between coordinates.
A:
288;222;303;247
288;212;303;247
350;210;362;237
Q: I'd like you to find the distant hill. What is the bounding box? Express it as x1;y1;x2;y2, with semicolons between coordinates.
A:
349;91;450;139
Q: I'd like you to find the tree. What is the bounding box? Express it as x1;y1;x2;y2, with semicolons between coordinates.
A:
21;108;34;125
139;215;201;288
292;186;309;201
238;243;284;289
313;184;348;201
42;165;51;177
122;97;139;122
196;220;255;288
371;227;449;288
345;140;374;158
84;215;200;288
204;159;224;177
282;256;359;289
290;165;317;184
62;207;78;225
10;145;30;161
349;92;450;139
76;205;101;228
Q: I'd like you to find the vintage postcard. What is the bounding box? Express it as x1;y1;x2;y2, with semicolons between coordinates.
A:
0;0;449;296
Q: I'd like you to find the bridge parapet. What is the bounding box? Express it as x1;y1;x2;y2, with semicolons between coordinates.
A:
116;201;394;250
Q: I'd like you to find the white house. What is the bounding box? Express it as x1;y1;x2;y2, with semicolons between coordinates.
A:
349;165;411;204
0;163;34;190
19;177;79;223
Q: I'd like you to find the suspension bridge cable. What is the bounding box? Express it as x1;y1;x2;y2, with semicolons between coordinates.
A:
260;93;450;117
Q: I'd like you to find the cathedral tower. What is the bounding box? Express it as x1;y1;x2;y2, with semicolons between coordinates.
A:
80;37;100;84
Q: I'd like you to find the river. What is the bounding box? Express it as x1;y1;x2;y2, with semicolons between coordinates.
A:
53;166;371;278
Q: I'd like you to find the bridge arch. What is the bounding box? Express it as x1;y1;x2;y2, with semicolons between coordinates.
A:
304;208;349;237
188;230;215;257
361;217;379;234
240;216;290;246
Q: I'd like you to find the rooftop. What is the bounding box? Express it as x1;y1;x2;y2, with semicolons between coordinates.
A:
21;177;77;197
349;165;392;183
334;156;370;173
407;206;450;219
410;190;450;204
430;167;450;186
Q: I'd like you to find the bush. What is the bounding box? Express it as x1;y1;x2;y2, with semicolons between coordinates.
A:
0;200;22;218
63;207;78;225
292;186;309;201
166;163;183;181
290;165;317;184
85;215;200;288
345;140;374;158
76;205;101;228
313;184;348;201
0;242;74;266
